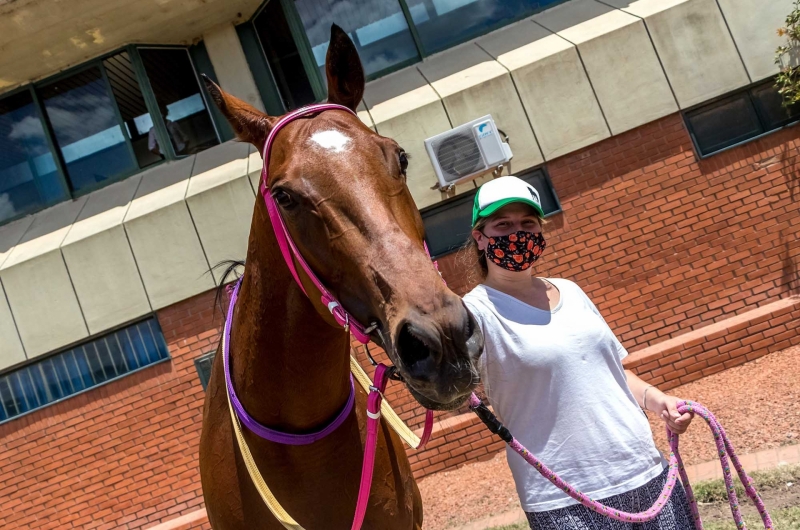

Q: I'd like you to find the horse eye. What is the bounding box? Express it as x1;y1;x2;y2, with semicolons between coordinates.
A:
398;151;409;175
272;189;295;209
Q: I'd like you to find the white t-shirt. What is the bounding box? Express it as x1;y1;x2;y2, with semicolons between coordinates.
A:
463;278;664;513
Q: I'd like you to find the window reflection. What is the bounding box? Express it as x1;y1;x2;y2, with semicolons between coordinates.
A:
686;93;763;155
139;48;219;156
104;51;164;169
295;0;420;78
751;81;800;130
254;0;316;110
407;0;555;54
38;67;137;194
0;91;67;223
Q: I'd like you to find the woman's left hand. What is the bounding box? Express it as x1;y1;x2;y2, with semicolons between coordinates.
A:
650;392;694;434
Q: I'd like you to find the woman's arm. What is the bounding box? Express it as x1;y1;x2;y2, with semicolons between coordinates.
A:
625;370;694;434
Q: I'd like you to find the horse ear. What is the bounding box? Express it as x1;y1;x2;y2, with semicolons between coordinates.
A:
202;74;275;152
325;24;365;112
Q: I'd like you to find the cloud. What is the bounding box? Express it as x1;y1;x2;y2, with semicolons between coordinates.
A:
41;91;118;146
7;115;46;142
0;193;16;221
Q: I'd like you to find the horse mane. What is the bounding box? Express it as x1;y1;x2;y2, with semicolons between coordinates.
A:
211;260;246;320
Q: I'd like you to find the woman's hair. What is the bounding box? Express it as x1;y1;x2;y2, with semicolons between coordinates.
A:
457;210;546;284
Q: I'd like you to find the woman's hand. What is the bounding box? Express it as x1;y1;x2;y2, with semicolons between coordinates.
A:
648;390;694;435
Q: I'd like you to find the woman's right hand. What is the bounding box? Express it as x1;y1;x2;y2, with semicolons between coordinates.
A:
648;390;694;435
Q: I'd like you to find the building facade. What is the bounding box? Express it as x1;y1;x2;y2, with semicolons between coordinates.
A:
0;0;799;528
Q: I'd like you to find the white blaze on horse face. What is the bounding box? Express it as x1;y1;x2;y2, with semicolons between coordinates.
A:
310;130;351;153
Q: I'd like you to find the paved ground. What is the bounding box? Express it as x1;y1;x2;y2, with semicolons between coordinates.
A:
419;344;800;530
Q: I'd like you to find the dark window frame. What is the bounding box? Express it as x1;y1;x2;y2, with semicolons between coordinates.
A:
0;83;72;218
136;45;224;158
0;43;223;227
241;0;571;107
684;76;800;159
0;317;170;425
421;166;562;259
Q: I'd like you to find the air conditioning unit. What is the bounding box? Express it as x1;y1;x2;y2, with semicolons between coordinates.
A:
424;115;512;189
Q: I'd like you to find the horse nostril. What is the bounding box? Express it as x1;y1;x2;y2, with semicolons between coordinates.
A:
396;323;436;381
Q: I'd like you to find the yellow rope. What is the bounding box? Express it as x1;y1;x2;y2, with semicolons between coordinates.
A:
226;356;428;529
348;356;424;449
226;392;306;529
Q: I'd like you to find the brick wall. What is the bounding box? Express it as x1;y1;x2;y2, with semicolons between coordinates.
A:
0;291;219;530
441;114;799;351
356;113;800;478
2;112;798;528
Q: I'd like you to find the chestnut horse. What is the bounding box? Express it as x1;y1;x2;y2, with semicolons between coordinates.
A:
199;26;484;530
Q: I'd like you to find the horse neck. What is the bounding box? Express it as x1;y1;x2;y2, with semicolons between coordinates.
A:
228;199;352;432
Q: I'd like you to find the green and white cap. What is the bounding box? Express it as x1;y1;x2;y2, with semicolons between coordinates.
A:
472;176;544;226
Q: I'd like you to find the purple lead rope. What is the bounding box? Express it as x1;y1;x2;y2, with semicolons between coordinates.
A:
469;395;773;529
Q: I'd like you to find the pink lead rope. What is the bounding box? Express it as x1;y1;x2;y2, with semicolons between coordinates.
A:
468;394;774;529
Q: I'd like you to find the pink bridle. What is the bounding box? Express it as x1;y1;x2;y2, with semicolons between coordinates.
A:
227;102;433;530
259;103;376;344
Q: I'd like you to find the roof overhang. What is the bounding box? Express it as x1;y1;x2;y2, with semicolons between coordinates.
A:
0;0;263;92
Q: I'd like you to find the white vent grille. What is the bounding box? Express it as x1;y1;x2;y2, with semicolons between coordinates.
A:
431;132;485;180
424;115;512;188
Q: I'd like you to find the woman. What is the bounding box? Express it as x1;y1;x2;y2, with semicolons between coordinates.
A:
462;176;695;529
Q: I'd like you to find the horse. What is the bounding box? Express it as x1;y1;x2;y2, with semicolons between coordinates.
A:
198;25;484;530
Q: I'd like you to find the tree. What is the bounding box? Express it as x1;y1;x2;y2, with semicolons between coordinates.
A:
776;0;800;107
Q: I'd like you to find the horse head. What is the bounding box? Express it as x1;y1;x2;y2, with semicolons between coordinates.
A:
203;25;483;411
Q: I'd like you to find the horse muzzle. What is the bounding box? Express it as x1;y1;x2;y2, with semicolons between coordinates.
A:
388;304;484;411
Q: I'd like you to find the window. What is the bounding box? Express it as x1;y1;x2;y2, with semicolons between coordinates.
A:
39;66;140;194
406;0;558;55
751;81;800;130
0;318;170;424
421;168;561;258
0;45;220;226
242;0;564;109
295;0;421;79
253;0;318;110
685;77;800;157
105;51;164;169
0;90;68;224
139;48;219;156
194;351;216;391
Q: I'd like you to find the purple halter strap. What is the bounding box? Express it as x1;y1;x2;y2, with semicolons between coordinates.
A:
223;277;355;445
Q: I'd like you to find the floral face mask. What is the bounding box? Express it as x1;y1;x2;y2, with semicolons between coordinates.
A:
484;230;546;271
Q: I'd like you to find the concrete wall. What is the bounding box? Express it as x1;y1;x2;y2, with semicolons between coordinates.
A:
359;0;767;194
0;141;257;366
712;0;792;82
604;0;750;108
